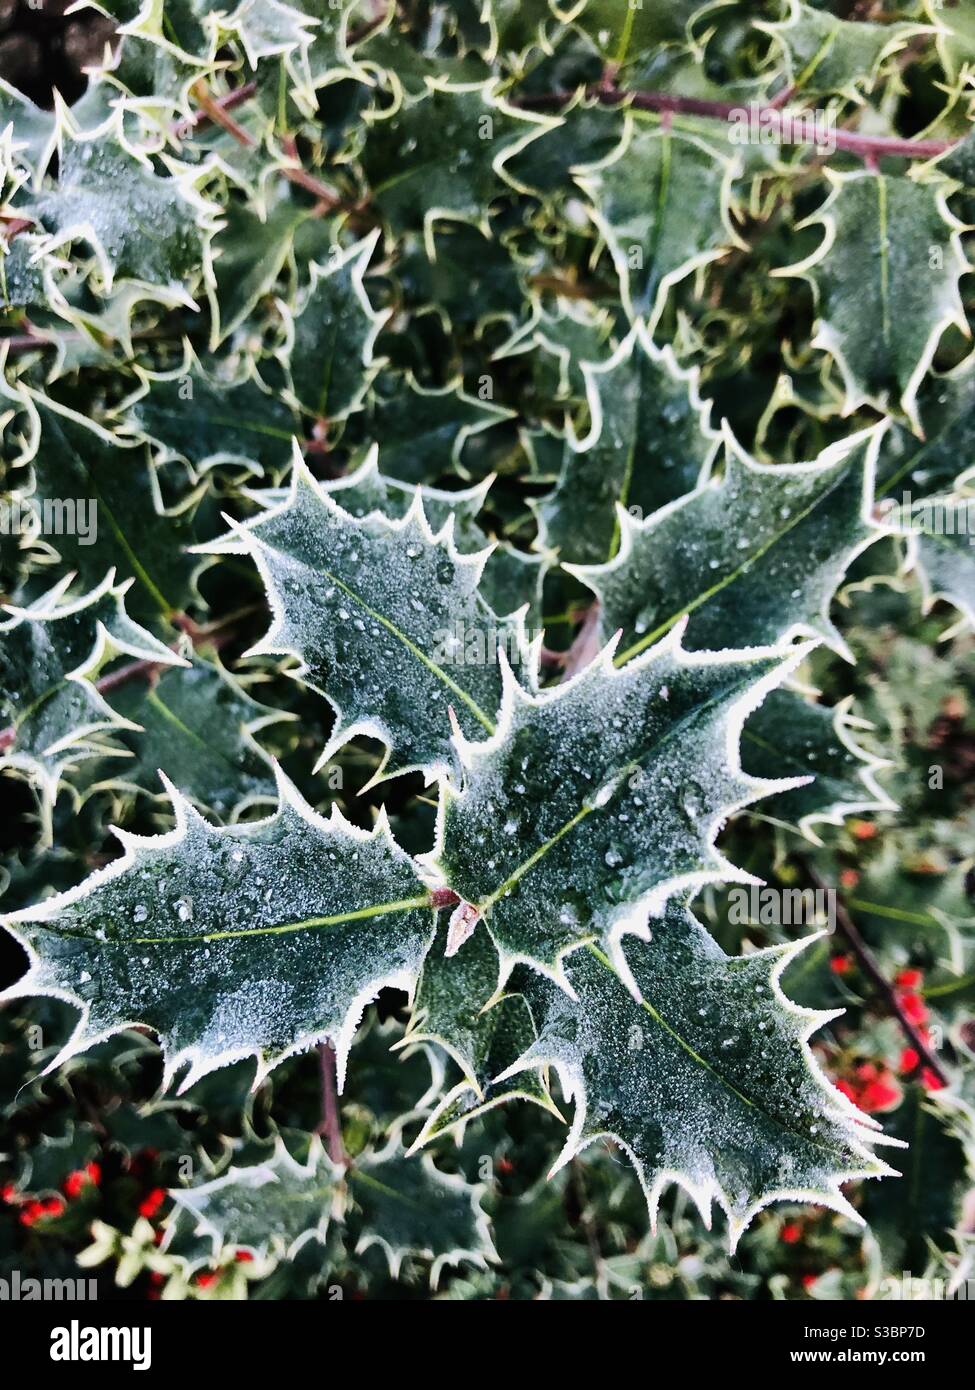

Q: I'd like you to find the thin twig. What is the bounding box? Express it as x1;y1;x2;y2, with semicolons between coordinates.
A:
806;865;949;1086
316;1042;348;1166
517;84;955;161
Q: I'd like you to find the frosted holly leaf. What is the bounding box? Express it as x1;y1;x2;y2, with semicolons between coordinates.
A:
925;0;975;81
903;496;975;631
348;1130;496;1286
110;0;219;64
290;0;365;99
0;233;55;311
283;230;390;422
0;572;186;822
404;918;561;1149
204;198;311;348
359;77;559;256
0;77;58;178
424;625;811;992
564;0;712;59
492;293;617;405
354;21;489;102
495;902;899;1248
223;0;317;67
167;1137;342;1262
877;354;975;499
32;124;220;308
348;373;513;485
105;653;295;817
757;1;926;99
574;116;743;330
860;1087;969;1272
742;690;894;843
122;356;302;475
320;447;495;539
245;450;544;619
779;171;969;433
200;448;529;782
534;326;719;566
4;382;204;621
569;424;888;663
0;768;435;1088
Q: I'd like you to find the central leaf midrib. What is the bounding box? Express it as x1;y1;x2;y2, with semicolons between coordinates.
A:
477;668;759;913
586;943;848;1162
258;525;497;733
33;895;431;946
616;451;859;665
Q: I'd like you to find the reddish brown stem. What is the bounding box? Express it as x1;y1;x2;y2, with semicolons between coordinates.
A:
429;887;461;909
518;84;955;160
807;866;950;1087
316;1042;348;1166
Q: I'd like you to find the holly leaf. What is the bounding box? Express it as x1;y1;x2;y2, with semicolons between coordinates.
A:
405;917;561;1146
360;77;559;255
780;171;970;432
568;425;887;662
0;572;186;822
859;1087;969;1270
5;383;204;621
283;230;390;422
123;356;302;475
348;372;513;485
200;450;528;783
347;1130;495;1286
758;1;926;100
742;690;894;842
167;1136;342;1262
575;116;743;330
204;196;310;347
905;495;975;630
877;353;975;499
105;653;294;817
425;626;810;990
0;770;434;1088
534;325;718;566
565;0;712;61
32;124;219;308
491;902;897;1247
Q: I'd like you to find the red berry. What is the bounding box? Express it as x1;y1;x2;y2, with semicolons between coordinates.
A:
234;1250;254;1263
781;1223;802;1244
829;955;853;976
64;1171;86;1200
851;820;877;840
859;1076;901;1113
921;1068;946;1092
839;869;859;889
138;1187;166;1220
898;992;928;1026
898;1047;920;1075
195;1271;219;1288
896;968;923;990
834;1079;858;1102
